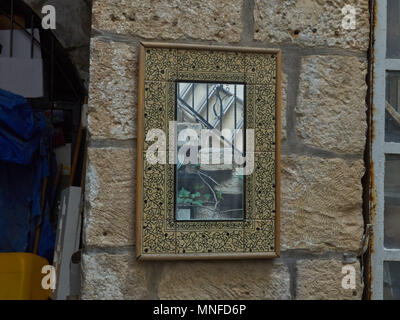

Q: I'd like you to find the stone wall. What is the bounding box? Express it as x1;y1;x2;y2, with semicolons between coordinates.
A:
82;0;369;299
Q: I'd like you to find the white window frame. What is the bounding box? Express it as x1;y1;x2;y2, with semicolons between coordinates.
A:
372;0;400;300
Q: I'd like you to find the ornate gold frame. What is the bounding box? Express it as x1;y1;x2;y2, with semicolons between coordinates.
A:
136;42;281;260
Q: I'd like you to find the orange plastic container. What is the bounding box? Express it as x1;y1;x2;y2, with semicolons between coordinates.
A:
0;253;51;300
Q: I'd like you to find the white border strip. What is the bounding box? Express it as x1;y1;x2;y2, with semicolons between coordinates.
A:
384;249;400;262
372;0;400;300
385;59;400;71
371;0;387;300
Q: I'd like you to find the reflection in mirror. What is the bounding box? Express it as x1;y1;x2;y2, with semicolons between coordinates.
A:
175;82;245;221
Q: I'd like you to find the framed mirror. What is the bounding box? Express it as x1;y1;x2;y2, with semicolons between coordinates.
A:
175;82;245;222
137;42;281;260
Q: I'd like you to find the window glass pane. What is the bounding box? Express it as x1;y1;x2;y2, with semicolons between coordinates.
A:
384;155;400;248
385;72;400;142
387;0;400;58
175;82;245;221
384;262;400;300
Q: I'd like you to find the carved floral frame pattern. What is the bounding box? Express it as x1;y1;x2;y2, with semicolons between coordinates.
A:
137;42;281;260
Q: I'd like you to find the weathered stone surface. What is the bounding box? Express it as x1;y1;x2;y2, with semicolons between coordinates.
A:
81;252;149;299
296;55;367;154
281;155;364;253
84;147;136;247
296;259;363;300
254;0;369;51
92;0;243;43
158;261;290;299
78;0;370;302
88;38;137;139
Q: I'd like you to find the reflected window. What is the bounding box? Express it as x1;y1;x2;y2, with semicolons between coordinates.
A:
175;82;245;221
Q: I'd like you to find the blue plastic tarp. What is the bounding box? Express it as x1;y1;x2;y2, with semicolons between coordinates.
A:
0;89;46;166
0;89;35;140
0;89;55;261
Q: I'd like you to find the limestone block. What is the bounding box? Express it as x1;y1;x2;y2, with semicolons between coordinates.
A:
88;38;137;139
81;251;149;299
158;260;291;299
254;0;369;51
84;147;136;247
92;0;243;43
281;155;364;253
296;55;367;154
296;259;363;300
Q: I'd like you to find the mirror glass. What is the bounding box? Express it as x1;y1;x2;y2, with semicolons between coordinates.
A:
175;82;245;221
